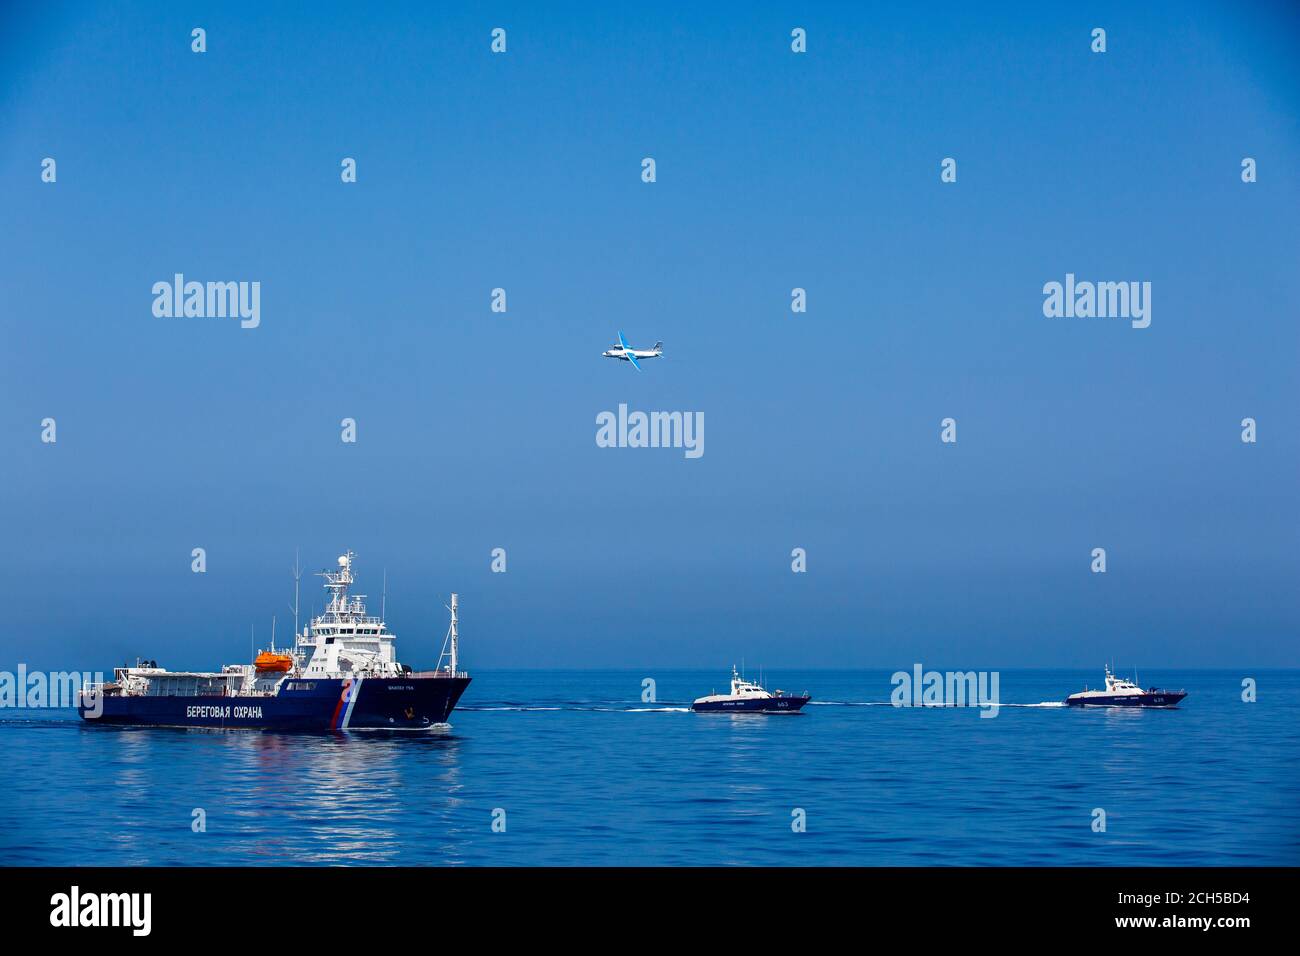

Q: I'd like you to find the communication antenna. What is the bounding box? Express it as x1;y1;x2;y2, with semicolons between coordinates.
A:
288;549;302;639
437;594;460;676
382;568;387;623
449;593;458;676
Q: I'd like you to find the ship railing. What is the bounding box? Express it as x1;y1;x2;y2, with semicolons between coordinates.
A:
312;613;388;626
407;670;469;679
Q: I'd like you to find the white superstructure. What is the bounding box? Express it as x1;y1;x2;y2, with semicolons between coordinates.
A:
86;551;463;700
295;551;403;678
693;666;777;705
1066;665;1145;702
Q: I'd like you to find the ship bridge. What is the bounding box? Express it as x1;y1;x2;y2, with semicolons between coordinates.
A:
297;552;401;678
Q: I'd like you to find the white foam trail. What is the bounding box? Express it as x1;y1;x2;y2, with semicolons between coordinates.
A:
994;701;1068;708
810;700;1068;709
466;701;1068;714
468;706;563;711
807;700;892;706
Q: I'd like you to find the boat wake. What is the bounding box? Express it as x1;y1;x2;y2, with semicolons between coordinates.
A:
463;703;694;713
462;706;564;712
1007;701;1068;708
807;700;892;707
459;699;1071;714
625;706;692;713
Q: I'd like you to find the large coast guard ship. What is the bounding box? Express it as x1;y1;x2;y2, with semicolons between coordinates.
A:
78;551;471;730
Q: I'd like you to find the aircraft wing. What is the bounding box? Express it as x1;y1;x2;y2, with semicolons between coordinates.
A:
617;330;630;351
625;350;641;370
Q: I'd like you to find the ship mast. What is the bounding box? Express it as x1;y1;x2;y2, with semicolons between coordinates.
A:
449;593;459;676
438;593;460;675
319;551;357;616
289;549;302;639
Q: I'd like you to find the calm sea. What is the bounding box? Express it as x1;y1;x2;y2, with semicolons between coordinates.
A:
2;669;1297;866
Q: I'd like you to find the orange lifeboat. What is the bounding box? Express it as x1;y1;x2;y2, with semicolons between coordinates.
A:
254;651;293;673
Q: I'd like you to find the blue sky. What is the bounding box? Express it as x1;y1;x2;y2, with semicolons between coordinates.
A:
2;1;1298;671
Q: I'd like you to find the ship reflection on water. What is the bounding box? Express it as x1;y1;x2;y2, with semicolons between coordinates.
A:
92;726;467;865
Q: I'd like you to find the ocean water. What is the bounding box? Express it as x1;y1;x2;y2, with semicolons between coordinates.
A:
1;669;1297;866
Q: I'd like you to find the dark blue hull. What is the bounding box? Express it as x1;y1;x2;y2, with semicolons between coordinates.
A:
692;695;810;713
1066;690;1186;708
78;676;471;730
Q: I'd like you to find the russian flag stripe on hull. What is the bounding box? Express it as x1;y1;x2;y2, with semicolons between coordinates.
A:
341;677;362;728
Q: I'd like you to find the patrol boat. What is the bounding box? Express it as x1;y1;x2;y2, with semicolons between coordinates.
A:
78;551;471;730
692;666;810;713
1065;666;1186;708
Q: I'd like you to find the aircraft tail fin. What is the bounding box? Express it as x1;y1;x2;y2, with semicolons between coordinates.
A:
653;341;663;353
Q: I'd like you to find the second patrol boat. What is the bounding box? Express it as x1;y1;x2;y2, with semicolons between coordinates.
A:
692;666;810;713
1065;666;1187;708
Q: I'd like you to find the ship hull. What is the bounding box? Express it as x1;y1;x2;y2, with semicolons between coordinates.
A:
78;676;471;730
692;695;810;713
1066;690;1186;708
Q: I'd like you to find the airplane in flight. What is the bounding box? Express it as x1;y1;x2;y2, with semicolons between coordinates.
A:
602;331;663;370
